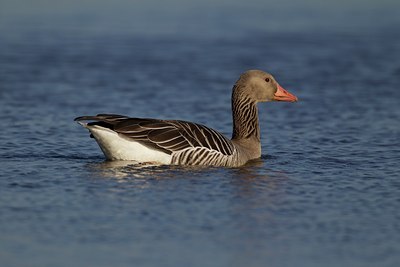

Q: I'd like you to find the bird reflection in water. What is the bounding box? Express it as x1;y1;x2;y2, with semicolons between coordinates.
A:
86;160;223;180
85;155;289;188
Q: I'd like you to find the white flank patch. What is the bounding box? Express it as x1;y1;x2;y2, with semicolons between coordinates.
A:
87;126;172;164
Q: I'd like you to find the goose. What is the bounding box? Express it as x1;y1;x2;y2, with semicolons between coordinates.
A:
75;70;298;167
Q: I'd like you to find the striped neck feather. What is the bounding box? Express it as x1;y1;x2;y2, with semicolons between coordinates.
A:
231;88;260;141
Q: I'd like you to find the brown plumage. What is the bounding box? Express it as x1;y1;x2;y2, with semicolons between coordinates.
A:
75;70;298;167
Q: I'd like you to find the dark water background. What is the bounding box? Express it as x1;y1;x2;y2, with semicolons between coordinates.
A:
1;1;400;266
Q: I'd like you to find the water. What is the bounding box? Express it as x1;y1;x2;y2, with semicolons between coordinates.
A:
1;1;400;267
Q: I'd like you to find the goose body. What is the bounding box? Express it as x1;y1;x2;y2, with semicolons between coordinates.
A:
75;70;298;167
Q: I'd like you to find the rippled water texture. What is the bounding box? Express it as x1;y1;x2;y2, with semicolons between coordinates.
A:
1;1;400;267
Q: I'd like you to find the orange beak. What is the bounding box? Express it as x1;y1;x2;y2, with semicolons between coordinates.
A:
273;84;298;102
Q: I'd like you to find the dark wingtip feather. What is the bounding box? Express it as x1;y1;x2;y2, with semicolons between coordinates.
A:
74;116;96;121
75;114;130;122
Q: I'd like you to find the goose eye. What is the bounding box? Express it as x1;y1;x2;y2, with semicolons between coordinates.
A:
265;78;270;82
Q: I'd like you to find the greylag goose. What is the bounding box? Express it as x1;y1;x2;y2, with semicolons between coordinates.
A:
75;70;297;167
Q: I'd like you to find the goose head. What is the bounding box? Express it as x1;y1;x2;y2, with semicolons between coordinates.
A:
234;70;298;103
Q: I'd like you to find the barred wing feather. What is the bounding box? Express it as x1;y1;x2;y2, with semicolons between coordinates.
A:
75;114;234;156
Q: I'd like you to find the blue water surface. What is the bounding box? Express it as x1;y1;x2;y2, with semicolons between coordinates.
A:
0;1;399;267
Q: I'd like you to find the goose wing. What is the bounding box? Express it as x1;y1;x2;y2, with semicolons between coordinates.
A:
75;114;234;156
